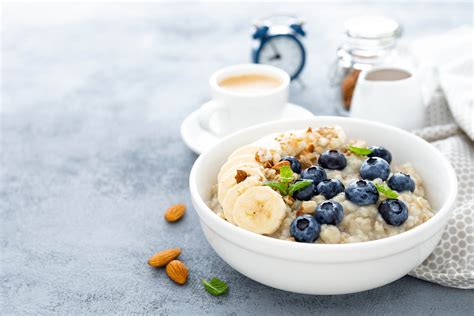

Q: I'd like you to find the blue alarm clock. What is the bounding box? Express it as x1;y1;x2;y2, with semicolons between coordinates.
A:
252;16;306;80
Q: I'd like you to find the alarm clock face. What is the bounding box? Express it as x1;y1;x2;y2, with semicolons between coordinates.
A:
257;34;305;79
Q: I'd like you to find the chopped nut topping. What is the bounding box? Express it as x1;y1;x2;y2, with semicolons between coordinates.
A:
283;195;295;205
272;160;291;172
298;154;313;169
235;170;248;183
263;161;273;168
255;152;261;163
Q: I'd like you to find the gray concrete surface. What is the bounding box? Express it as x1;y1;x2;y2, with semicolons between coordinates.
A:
1;2;473;315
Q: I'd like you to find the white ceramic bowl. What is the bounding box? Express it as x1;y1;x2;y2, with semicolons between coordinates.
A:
189;117;457;295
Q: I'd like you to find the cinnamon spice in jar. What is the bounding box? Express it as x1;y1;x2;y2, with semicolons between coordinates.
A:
331;16;412;115
341;69;361;110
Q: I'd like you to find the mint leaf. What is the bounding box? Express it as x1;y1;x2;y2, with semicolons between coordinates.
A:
349;145;373;156
279;165;294;183
264;181;288;196
202;278;228;296
375;183;399;199
288;179;313;196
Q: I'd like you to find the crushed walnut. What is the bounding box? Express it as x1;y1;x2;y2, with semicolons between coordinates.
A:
234;170;248;184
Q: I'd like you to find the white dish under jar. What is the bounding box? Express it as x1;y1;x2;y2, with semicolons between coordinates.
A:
189;117;457;295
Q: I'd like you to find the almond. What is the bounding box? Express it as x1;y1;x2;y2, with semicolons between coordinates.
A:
164;204;186;222
148;248;181;268
306;143;315;152
165;260;188;285
235;169;248;184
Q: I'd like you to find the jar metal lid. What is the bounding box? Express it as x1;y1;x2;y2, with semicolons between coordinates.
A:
345;16;400;39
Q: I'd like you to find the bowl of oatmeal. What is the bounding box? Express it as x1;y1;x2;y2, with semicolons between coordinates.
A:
189;117;457;294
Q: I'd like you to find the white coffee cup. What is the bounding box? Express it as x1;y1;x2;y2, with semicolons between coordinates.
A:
351;67;426;130
198;64;290;136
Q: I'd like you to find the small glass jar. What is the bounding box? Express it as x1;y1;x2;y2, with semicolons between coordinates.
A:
331;16;414;115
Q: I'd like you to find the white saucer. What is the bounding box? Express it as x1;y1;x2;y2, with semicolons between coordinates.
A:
180;102;314;154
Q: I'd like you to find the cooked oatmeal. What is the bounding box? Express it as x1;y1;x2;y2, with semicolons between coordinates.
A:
208;126;434;244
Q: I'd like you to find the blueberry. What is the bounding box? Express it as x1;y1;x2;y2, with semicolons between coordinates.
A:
360;157;390;181
292;180;317;201
281;156;301;173
318;150;347;170
300;166;327;186
290;215;321;243
316;179;345;199
388;173;415;192
368;146;392;164
345;180;379;205
378;199;408;226
315;200;344;225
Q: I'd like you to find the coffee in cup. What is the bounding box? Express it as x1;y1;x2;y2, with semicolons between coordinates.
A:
198;64;290;136
217;73;283;94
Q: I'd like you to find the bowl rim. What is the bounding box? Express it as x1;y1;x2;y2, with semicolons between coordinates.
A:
189;116;458;253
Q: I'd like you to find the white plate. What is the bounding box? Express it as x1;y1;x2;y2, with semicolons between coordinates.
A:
180;102;313;154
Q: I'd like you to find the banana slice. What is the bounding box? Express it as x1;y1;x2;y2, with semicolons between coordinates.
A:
218;162;261;182
218;154;259;181
217;166;265;205
228;139;283;160
222;176;262;224
233;186;287;235
228;145;261;160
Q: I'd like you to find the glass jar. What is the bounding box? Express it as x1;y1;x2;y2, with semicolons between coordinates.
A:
331;16;414;115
